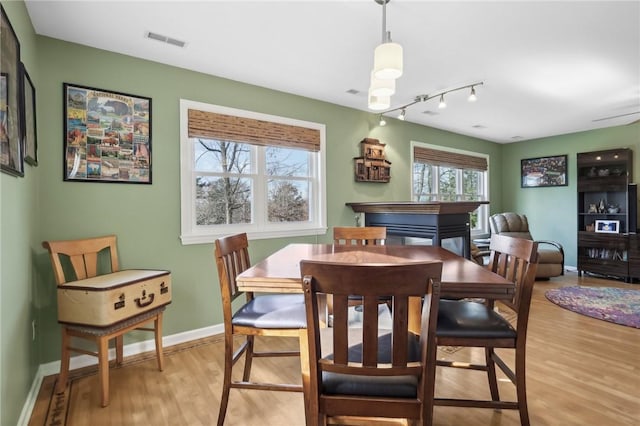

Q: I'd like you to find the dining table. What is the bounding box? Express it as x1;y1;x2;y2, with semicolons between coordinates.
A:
235;242;514;425
236;243;513;299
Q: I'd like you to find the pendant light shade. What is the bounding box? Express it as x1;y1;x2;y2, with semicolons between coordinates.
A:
370;71;396;96
368;90;391;111
373;41;403;80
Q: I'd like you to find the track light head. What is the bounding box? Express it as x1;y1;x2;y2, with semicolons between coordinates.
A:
379;116;387;126
398;109;406;121
438;94;447;109
468;86;477;102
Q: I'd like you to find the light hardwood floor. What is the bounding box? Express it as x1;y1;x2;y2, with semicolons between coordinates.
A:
29;272;639;425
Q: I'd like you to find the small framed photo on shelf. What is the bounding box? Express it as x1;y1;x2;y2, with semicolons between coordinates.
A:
594;219;619;234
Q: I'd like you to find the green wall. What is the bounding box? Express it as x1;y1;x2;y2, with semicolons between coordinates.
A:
1;2;40;425
1;1;638;424
501;124;640;267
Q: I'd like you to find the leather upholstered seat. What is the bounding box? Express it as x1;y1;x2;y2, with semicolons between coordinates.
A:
231;294;306;328
437;299;516;339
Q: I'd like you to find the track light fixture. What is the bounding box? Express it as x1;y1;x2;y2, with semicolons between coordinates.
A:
379;116;387;126
376;82;484;125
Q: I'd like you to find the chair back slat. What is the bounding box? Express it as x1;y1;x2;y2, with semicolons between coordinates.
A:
333;226;386;246
42;235;119;285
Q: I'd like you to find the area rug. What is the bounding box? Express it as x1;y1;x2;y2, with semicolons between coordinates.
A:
545;286;640;328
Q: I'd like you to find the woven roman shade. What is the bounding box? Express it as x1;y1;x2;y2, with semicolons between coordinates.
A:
414;146;487;171
188;109;320;152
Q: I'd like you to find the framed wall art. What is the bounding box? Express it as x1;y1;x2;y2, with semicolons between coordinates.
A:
21;63;37;166
63;83;152;184
1;5;24;177
521;154;567;188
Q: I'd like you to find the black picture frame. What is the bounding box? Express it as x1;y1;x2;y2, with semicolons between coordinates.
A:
1;5;24;177
521;154;568;188
63;83;152;184
21;63;37;166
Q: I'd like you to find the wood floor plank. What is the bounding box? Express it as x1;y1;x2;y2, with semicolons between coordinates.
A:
29;272;640;425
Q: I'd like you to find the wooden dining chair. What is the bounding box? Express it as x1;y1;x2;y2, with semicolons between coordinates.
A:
332;226;390;313
300;260;443;426
333;226;386;246
42;235;165;407
432;234;538;426
214;233;306;426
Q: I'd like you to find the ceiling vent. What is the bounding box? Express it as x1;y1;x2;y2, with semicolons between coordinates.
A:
346;89;361;95
422;110;439;116
145;31;186;48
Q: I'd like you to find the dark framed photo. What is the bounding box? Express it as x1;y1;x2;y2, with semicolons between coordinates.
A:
21;63;37;166
521;154;568;188
63;83;152;183
1;5;24;177
595;219;619;234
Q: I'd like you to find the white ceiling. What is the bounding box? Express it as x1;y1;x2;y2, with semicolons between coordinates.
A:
25;0;640;143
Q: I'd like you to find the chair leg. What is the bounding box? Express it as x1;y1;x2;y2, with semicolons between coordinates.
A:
98;337;110;407
154;312;164;371
485;347;500;402
55;329;71;394
515;350;530;426
422;343;437;426
115;335;124;365
217;333;235;426
242;335;255;382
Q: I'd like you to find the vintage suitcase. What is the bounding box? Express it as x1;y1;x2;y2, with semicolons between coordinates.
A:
57;269;172;327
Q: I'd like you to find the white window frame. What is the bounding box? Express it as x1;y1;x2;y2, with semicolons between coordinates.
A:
410;141;490;237
180;99;327;244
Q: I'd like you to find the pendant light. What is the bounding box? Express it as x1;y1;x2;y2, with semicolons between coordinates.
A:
373;0;402;80
370;71;396;97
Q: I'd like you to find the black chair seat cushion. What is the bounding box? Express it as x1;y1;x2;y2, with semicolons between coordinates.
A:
437;299;516;339
232;294;306;328
322;331;420;398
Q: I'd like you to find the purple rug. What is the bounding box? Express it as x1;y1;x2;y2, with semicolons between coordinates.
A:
545;286;640;328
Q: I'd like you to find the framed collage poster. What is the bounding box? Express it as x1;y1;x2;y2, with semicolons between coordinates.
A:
63;83;152;183
1;4;24;176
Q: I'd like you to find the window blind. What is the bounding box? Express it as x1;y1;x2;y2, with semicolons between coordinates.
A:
414;146;487;171
188;109;320;151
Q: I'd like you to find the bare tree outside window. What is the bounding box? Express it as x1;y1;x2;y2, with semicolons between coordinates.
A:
193;139;312;225
195;139;252;225
266;146;310;222
412;162;486;231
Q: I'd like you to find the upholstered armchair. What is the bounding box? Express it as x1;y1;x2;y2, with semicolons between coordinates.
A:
489;212;564;279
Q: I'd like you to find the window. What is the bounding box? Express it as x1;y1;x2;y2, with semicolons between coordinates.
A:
411;142;489;236
180;100;326;244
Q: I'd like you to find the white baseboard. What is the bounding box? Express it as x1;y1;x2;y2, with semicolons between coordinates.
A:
17;323;224;426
